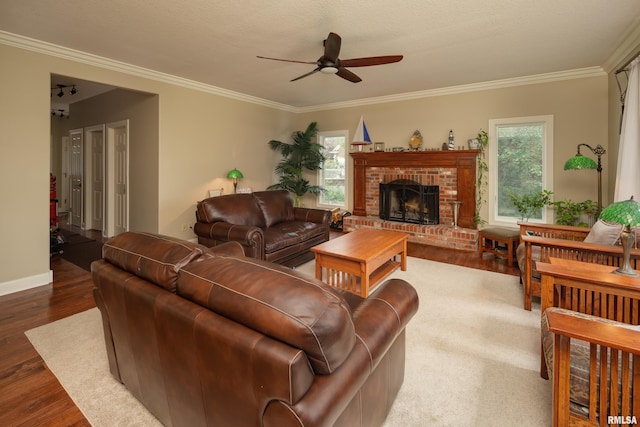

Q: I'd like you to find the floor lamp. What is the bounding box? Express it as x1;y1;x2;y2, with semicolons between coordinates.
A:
563;143;606;216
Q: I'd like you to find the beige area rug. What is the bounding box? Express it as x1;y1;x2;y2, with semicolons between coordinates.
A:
26;257;550;426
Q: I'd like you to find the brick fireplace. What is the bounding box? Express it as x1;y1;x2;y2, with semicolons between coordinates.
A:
344;150;479;251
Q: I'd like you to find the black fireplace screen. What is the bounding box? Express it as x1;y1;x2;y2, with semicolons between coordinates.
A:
379;179;439;224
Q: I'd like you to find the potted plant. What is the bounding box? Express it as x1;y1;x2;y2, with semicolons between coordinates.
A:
509;189;553;221
474;129;489;226
552;199;598;227
267;122;326;207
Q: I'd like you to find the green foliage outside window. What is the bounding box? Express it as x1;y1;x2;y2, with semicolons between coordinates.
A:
497;124;546;220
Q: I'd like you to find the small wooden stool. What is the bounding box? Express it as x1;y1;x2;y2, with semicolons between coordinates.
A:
478;227;519;266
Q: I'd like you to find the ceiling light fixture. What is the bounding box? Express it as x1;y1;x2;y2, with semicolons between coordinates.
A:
51;109;69;119
320;66;339;74
51;83;78;98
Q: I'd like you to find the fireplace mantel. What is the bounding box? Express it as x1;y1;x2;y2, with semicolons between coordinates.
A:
350;150;478;229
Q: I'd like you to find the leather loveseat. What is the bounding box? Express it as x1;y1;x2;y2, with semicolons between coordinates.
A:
92;231;419;427
194;189;330;267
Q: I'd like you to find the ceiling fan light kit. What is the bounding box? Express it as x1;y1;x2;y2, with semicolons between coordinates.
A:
258;32;402;83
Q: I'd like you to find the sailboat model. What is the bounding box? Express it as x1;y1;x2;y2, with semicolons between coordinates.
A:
351;115;372;151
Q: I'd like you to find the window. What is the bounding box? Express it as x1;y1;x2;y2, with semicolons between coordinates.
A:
317;131;348;208
488;116;553;226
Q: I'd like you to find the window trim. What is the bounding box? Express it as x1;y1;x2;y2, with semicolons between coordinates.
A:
488;115;554;227
316;130;349;209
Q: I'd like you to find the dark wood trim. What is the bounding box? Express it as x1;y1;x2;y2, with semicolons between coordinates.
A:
350;150;478;228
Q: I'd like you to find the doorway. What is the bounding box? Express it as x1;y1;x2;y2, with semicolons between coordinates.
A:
65;121;129;237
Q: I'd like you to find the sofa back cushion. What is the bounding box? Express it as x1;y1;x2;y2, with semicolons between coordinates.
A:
197;194;266;228
177;256;356;374
583;219;623;245
253;190;295;228
101;231;210;292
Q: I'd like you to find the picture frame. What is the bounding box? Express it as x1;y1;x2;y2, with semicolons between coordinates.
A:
374;142;385;152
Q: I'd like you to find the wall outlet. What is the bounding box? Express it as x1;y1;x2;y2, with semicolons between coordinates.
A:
182;223;189;231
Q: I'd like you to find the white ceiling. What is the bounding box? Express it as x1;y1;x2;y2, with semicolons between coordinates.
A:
3;0;640;109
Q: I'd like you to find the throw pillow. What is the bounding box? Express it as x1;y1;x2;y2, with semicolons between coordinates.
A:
583;219;623;245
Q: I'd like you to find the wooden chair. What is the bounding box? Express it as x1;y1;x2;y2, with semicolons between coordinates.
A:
538;258;640;426
517;222;640;310
543;308;640;427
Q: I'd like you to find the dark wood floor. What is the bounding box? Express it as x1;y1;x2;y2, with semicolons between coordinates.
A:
0;226;519;426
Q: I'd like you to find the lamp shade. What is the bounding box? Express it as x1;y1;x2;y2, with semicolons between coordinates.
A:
564;154;597;170
226;168;244;180
600;196;640;276
599;196;640;227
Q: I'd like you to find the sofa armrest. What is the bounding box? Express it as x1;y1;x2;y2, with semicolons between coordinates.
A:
193;221;264;256
351;278;419;364
293;207;331;225
263;278;419;427
544;307;640;354
205;241;246;257
519;222;590;240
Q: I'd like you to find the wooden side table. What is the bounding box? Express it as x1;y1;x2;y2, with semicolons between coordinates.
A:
478;227;519;266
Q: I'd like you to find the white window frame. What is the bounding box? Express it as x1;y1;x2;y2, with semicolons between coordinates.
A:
316;130;349;209
488;115;554;227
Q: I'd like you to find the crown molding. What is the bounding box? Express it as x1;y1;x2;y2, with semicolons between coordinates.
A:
602;17;640;73
0;30;608;115
0;31;297;113
297;67;606;113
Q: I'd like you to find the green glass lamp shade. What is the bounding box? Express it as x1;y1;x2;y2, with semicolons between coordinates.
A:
226;168;244;180
564;154;597;170
599;196;640;276
600;197;640;227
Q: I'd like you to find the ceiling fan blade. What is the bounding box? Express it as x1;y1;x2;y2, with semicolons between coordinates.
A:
336;67;362;83
290;68;321;82
340;55;403;67
323;32;342;63
257;56;317;65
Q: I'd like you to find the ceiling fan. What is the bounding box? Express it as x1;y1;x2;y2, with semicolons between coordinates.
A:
257;32;403;83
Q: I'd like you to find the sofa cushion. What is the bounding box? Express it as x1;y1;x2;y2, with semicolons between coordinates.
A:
516;242;541;279
101;231;210;292
253;190;295;228
176;256;356;375
263;221;326;253
197;194;266;228
583;219;623;245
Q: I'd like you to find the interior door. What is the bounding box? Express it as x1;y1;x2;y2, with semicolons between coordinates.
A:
60;136;70;212
106;120;129;237
85;125;105;232
69;129;83;228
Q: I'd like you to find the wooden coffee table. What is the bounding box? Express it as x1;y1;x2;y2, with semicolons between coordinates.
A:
311;228;408;297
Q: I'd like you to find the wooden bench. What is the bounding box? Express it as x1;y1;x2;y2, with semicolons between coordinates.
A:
478;227;519;266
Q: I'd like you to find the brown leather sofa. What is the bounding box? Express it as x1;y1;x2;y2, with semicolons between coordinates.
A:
92;231;419;427
194;189;330;267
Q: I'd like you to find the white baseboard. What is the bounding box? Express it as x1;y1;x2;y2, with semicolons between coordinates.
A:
0;270;53;296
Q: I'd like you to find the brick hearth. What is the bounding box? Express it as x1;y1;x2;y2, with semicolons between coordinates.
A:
343;215;478;252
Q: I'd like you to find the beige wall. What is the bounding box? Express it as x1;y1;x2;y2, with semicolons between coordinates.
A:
293;76;609;221
0;43;291;292
0;38;625;294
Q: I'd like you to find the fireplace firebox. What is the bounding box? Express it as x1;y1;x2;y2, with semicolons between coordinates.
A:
379;179;439;224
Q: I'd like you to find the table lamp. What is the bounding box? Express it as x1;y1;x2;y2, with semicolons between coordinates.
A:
564;143;606;215
227;168;244;193
599;196;640;276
